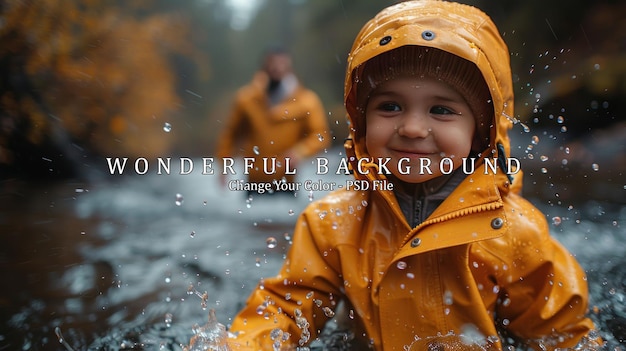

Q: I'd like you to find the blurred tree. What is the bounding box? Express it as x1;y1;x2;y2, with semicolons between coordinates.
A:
0;0;206;179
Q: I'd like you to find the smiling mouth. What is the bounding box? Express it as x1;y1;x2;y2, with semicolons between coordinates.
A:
391;149;435;158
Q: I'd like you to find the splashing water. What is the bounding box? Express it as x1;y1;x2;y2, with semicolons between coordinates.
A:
2;151;623;350
184;309;231;351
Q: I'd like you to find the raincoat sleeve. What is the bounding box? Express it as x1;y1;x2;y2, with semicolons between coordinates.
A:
286;90;330;160
226;205;344;350
215;94;249;160
490;197;600;349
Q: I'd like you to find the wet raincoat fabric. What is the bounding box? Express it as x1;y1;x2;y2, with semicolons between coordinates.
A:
226;1;597;350
216;71;330;184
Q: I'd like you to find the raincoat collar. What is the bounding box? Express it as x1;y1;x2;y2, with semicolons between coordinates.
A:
393;169;467;228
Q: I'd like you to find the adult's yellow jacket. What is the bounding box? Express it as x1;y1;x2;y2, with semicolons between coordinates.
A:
225;1;598;350
215;71;330;184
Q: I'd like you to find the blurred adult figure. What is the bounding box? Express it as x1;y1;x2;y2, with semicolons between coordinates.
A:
216;46;330;194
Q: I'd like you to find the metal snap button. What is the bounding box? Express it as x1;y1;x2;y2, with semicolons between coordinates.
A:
491;217;504;229
421;30;435;41
411;237;422;247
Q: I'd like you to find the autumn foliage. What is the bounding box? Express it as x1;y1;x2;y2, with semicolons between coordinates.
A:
0;0;202;177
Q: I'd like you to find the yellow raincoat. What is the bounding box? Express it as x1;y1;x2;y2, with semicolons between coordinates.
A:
216;70;330;184
226;1;597;350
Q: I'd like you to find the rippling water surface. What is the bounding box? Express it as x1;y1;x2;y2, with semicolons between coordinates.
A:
1;153;624;350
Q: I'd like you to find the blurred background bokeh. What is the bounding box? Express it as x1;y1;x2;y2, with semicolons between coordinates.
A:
1;1;625;350
1;0;624;202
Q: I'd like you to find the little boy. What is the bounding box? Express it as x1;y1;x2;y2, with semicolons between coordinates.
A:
215;1;599;350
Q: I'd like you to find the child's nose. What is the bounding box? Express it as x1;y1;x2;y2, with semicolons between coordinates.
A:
397;113;430;138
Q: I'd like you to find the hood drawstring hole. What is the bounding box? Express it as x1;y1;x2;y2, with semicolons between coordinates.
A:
379;35;392;46
421;30;435;41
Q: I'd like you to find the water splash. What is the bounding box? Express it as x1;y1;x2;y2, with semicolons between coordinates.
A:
184;309;231;351
501;110;530;133
270;328;291;351
294;308;311;347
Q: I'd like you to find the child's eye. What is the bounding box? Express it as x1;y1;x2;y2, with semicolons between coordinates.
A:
430;105;456;115
377;102;401;112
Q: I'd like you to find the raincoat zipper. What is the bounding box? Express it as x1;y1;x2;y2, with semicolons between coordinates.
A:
400;200;504;249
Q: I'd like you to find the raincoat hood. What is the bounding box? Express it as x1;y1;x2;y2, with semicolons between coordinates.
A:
344;0;516;189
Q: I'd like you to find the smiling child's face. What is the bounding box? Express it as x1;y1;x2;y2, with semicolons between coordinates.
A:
365;75;477;183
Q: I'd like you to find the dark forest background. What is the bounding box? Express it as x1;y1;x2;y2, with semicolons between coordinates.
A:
1;0;624;195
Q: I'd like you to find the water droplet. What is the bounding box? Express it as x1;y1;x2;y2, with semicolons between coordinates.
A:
591;163;599;171
175;193;184;206
163;122;172;132
443;290;453;305
531;135;540;145
396;261;407;270
540;155;549;162
164;313;173;327
560;126;567;133
270;328;281;342
540;167;548;174
190;231;196;238
288;209;295;216
557;116;564;123
322;307;335;317
266;237;278;249
317;134;324;142
552;217;562;226
253;146;260;155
